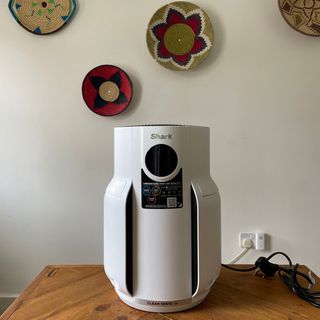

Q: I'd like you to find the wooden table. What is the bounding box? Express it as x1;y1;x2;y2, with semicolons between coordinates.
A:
1;265;319;320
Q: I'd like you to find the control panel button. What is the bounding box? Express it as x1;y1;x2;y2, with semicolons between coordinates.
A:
152;186;161;196
147;196;157;205
142;186;151;196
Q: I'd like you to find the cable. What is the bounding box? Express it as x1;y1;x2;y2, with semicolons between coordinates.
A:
221;251;320;308
225;238;253;264
222;263;257;272
227;247;250;264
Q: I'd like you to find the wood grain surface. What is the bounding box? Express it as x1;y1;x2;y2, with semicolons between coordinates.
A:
1;265;319;320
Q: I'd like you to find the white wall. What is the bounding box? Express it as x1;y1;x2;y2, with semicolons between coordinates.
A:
1;0;320;295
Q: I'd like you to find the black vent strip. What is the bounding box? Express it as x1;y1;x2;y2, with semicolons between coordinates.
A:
191;186;199;295
126;186;133;295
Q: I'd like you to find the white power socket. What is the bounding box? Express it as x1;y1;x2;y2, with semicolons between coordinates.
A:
239;232;265;250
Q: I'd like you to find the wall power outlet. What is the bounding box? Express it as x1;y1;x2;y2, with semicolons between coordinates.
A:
239;232;265;250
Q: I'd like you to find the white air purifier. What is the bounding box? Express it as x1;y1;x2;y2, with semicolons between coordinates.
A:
104;125;221;312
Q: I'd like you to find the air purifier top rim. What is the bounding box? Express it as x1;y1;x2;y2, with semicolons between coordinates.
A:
116;124;209;129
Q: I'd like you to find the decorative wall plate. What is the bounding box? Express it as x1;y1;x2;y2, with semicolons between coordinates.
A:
279;0;320;36
82;65;133;117
8;0;77;35
146;1;214;71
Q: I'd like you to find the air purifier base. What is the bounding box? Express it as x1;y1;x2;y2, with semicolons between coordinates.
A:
116;288;210;313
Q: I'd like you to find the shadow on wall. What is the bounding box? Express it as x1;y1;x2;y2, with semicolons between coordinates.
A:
0;297;16;315
195;6;225;72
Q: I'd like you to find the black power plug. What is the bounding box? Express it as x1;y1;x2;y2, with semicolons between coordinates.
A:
255;257;279;277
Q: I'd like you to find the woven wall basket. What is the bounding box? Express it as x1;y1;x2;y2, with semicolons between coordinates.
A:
82;65;133;117
279;0;320;36
8;0;77;35
146;1;214;71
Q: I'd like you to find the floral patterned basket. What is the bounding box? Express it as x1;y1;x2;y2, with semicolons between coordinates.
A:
146;1;214;71
82;65;133;117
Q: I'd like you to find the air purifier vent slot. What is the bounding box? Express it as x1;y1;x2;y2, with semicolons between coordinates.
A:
126;186;133;295
191;186;198;295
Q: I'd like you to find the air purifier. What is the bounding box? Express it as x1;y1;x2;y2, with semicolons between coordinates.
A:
104;125;221;312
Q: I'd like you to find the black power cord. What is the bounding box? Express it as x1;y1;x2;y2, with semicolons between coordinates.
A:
222;251;320;308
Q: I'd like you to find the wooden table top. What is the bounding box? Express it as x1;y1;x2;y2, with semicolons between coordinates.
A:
1;265;319;320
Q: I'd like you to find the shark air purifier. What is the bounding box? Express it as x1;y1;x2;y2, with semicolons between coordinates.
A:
104;125;221;312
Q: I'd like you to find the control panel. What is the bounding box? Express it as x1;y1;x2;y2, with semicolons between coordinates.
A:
141;169;183;209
